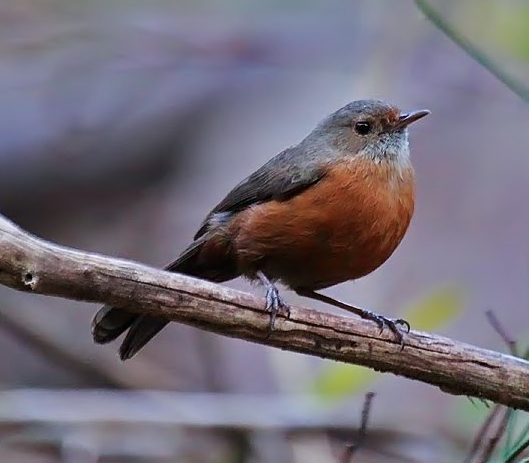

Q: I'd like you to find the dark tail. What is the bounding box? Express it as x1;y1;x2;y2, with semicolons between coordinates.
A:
91;233;237;360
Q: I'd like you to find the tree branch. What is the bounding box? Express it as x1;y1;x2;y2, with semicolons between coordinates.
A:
0;214;528;410
414;0;529;103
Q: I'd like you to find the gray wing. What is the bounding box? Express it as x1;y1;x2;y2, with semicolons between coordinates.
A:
194;146;326;239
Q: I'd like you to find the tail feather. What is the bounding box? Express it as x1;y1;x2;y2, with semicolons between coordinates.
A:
91;305;136;344
92;231;238;360
119;315;169;361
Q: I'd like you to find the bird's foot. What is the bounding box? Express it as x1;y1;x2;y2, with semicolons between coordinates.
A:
265;285;290;330
358;309;410;348
295;288;410;348
257;271;290;330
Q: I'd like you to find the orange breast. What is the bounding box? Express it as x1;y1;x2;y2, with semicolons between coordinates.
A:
231;158;415;290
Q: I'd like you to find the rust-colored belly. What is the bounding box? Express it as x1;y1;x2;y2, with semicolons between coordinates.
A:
232;159;415;290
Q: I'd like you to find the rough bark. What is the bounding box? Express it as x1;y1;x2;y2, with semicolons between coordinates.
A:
0;214;527;410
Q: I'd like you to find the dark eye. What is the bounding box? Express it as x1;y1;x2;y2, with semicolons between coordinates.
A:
354;121;372;135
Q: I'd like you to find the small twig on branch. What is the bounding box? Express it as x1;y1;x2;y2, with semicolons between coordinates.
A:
0;214;528;409
339;392;375;463
486;310;518;357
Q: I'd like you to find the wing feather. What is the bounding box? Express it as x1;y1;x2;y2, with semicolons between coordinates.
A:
194;146;326;239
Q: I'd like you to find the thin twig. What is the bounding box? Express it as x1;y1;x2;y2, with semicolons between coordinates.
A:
464;404;503;463
477;407;511;463
486;310;518;357
414;0;529;103
467;311;529;463
339;392;376;463
486;309;521;458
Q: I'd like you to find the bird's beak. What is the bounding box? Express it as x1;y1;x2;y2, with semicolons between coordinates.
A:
392;109;430;131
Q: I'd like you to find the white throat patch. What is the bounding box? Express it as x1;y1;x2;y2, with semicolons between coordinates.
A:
357;130;411;170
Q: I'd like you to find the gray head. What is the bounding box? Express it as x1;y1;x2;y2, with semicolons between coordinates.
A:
304;99;429;165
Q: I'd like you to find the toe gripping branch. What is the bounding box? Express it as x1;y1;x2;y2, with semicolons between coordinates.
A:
257;271;290;329
296;288;410;348
257;272;409;346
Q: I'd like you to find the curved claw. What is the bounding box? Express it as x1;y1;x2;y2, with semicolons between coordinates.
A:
393;318;411;333
265;286;290;330
361;311;410;348
293;289;411;347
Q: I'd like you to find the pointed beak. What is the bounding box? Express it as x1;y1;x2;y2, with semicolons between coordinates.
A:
392;109;430;131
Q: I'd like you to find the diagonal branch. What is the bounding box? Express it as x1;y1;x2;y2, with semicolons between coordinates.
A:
414;0;529;103
0;214;528;409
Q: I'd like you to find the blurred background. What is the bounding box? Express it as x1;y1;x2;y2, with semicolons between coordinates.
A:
0;0;528;461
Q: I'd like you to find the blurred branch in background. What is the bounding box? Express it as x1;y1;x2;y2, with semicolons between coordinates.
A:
0;307;176;389
0;389;428;462
0;309;118;387
0;389;365;429
0;214;529;410
414;0;529;103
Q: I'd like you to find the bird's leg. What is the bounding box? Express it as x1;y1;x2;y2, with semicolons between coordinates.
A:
256;271;290;329
295;288;410;346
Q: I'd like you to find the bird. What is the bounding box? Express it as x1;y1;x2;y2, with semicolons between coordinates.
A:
92;99;429;360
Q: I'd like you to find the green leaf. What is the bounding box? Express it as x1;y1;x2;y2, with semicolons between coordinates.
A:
506;418;529;461
312;363;378;400
402;286;464;332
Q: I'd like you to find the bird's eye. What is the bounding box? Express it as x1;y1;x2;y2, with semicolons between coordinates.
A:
354;121;372;135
